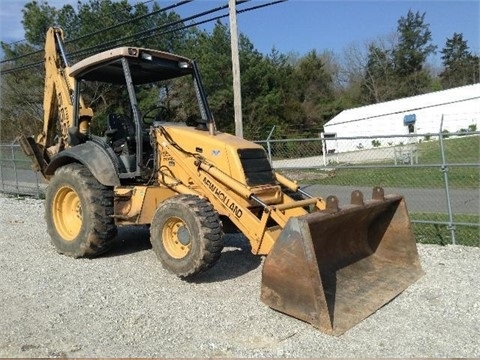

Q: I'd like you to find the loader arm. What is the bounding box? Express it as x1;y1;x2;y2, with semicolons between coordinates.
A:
153;125;327;255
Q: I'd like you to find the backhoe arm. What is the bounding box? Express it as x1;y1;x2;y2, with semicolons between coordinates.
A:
39;27;93;151
19;27;93;177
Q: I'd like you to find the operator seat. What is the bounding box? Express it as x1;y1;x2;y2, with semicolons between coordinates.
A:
106;113;136;154
105;113;138;174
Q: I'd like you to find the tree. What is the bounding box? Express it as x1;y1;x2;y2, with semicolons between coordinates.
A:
342;10;439;106
440;32;480;88
0;69;44;140
184;22;234;132
0;0;195;141
182;21;304;139
21;1;58;46
392;10;436;96
362;42;396;102
288;50;336;133
240;47;301;139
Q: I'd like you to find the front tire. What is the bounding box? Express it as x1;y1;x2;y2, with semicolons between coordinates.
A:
45;163;117;257
150;195;223;278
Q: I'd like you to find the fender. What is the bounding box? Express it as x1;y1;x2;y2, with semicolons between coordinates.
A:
45;140;121;186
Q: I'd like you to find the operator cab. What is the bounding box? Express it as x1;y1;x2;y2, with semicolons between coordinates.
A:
69;47;214;181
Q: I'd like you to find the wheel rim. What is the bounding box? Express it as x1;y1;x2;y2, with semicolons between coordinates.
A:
162;217;191;259
52;185;83;241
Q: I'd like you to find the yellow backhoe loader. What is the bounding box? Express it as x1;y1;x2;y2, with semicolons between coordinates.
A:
19;27;423;335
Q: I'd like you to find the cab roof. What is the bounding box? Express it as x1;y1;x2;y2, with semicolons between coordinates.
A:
69;47;193;84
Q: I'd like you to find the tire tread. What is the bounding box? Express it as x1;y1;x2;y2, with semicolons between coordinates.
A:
151;194;223;278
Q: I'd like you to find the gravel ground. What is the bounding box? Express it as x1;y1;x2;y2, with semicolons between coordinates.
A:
0;194;479;358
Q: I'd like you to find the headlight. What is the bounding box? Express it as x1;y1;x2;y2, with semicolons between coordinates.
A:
141;52;153;61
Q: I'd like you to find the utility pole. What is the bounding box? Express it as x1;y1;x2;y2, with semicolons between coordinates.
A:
229;0;243;138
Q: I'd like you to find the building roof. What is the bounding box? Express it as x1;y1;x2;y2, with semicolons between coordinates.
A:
325;83;480;127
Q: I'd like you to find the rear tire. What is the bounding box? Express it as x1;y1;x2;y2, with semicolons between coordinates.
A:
45;163;117;257
150;195;223;278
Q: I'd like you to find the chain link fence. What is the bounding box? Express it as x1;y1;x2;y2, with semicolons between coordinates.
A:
1;130;479;247
0;143;45;198
256;130;479;247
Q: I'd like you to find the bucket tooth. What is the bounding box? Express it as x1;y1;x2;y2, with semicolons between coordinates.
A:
261;194;424;335
325;195;339;213
372;187;385;201
351;190;364;206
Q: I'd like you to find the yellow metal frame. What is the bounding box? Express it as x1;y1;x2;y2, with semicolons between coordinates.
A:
111;127;327;255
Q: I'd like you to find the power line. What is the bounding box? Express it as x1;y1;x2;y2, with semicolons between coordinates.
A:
2;39;27;46
0;0;286;75
65;0;191;45
237;0;286;14
1;0;158;47
67;1;244;60
0;2;234;73
0;0;192;65
1;0;257;66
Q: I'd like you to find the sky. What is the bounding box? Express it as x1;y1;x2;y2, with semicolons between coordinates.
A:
0;0;479;66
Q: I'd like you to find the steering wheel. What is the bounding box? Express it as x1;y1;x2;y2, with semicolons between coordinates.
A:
142;105;169;125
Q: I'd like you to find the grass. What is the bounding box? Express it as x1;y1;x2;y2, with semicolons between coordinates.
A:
418;134;480;164
282;135;480;189
294;166;479;189
411;213;480;247
280;136;479;247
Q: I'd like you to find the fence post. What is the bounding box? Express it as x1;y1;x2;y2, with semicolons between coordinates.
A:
34;170;42;198
11;143;20;194
320;132;326;166
439;115;456;245
266;126;275;164
0;145;4;192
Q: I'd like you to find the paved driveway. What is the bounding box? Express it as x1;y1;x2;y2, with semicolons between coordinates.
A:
302;184;479;215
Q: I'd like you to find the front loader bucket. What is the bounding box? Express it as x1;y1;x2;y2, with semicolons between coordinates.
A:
261;188;424;336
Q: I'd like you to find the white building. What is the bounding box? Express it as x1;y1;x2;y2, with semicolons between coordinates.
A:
322;83;480;153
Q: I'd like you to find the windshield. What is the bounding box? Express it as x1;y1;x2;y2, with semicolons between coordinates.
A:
137;76;202;124
76;52;210;135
